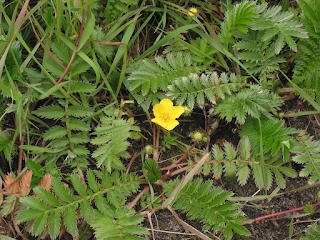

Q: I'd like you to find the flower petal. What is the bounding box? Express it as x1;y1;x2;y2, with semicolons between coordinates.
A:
165;119;179;131
151;117;167;129
170;106;185;119
160;99;173;110
153;103;165;118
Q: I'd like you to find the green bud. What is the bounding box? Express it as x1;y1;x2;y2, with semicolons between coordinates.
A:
192;131;203;142
183;106;192;116
145;145;154;155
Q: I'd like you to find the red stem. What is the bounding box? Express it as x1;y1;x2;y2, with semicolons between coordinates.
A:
160;142;197;172
56;8;87;85
241;202;320;225
127;186;150;209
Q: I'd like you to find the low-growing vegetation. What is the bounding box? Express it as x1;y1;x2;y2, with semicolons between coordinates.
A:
1;0;320;239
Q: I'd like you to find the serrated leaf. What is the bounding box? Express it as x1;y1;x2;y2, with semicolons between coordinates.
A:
87;170;100;192
67;119;90;131
143;158;161;183
69;81;96;94
52;178;74;203
33;187;60;207
67;106;93;117
20;197;52;211
43;126;67;140
36;105;65;119
278;166;297;178
16;209;43;222
237;166;250;186
49;211;61;239
80;200;94;222
95;195;112;216
273;168;285;189
26;160;43;177
229;222;251;236
64;206;78;237
70;174;87;197
33;212;48;236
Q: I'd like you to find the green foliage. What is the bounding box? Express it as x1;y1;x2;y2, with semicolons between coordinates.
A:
215;86;283;124
251;3;308;53
211;136;297;189
0;131;14;166
143;158;161;183
126;52;205;111
17;170;141;239
219;1;258;47
211;137;251;183
91;110;134;172
43;41;91;80
90;207;148;239
236;30;286;77
167;72;245;109
105;0;139;23
0;40;22;95
35;101;93;170
91;26;115;60
304;203;314;214
292;0;320;100
220;1;308;81
301;223;320;240
240;116;298;158
164;38;217;66
292;134;320;184
161;131;179;151
163;178;251;239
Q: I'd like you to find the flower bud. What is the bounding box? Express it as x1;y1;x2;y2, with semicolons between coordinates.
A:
145;145;154;155
191;131;203;142
183;106;192;116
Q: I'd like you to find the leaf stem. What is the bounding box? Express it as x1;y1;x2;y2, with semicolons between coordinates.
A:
56;8;87;85
241;202;320;225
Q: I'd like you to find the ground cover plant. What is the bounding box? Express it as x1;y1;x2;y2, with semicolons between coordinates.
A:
1;0;320;239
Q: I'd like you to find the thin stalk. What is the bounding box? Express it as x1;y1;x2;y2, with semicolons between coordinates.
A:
56;8;87;85
241;202;320;225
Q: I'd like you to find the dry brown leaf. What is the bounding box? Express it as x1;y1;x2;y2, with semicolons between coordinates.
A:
38;174;52;191
19;170;32;197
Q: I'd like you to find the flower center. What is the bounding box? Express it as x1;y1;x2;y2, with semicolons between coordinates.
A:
161;112;171;122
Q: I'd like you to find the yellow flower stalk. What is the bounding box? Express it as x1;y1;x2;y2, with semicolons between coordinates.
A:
151;99;185;131
188;7;198;17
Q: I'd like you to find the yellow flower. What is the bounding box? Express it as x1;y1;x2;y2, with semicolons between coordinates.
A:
151;99;185;131
188;7;198;17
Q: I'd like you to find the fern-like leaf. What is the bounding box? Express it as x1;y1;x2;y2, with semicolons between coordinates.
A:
236;30;286;76
163;178;251;239
91;115;133;172
89;208;148;239
215;86;283;124
251;4;308;53
168;72;244;109
292;134;320;184
301;223;320;240
36;105;65;120
126;52;204;111
17;171;140;239
219;1;258;47
143;158;161;183
210;136;296;189
292;0;320;100
240;116;298;157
